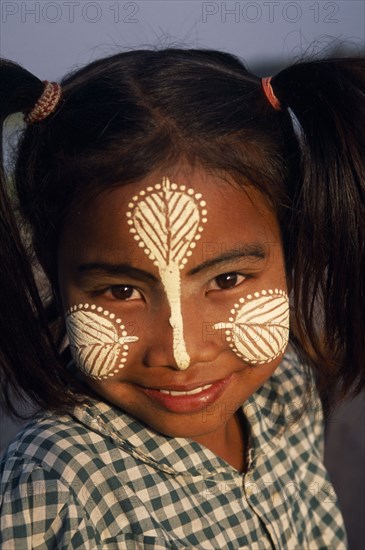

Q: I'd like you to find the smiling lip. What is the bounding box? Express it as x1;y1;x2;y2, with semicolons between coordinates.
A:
138;375;233;413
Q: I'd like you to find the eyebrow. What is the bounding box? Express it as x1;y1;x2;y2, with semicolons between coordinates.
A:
77;262;159;283
77;244;267;282
187;244;267;276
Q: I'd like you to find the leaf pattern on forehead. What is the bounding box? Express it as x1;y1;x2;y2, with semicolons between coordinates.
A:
66;305;138;380
214;289;290;365
126;177;207;270
134;192;199;265
126;177;208;370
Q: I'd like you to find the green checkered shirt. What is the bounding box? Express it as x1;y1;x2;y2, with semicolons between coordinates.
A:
0;352;347;549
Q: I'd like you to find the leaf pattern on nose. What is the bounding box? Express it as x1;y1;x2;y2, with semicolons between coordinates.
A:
126;178;208;370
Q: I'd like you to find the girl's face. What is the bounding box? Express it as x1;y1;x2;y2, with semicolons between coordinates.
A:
58;167;288;439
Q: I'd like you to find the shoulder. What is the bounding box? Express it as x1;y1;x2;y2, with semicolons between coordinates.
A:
250;348;324;451
274;349;325;455
1;411;100;476
245;351;347;548
0;406;140;497
268;348;322;422
0;414;99;547
0;410;172;548
0;411;102;512
271;348;311;401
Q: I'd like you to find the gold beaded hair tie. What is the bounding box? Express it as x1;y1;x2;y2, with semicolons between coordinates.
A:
24;80;62;124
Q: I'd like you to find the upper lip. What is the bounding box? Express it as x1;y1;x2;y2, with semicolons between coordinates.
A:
137;375;232;392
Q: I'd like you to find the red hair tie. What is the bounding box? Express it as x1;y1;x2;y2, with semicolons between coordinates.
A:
24;80;62;124
261;77;281;111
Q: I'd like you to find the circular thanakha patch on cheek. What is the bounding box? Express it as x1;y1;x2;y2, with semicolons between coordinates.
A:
65;304;139;380
213;289;289;364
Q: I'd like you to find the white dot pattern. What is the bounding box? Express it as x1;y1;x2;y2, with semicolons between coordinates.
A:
65;304;138;380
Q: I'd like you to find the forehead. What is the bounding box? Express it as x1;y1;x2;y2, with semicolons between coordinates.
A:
59;168;281;263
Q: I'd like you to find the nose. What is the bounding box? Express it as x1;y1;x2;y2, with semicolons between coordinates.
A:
143;299;221;370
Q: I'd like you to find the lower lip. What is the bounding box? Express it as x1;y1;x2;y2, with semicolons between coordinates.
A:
139;376;233;413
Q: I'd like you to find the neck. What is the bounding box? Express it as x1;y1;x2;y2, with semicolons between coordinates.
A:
190;410;249;473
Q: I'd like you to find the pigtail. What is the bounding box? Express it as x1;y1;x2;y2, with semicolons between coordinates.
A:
271;58;365;402
0;60;86;418
1;50;363;416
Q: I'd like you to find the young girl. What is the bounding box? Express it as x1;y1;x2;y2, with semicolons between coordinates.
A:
0;48;364;549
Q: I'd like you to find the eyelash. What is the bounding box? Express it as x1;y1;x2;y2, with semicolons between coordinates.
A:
99;272;246;302
206;272;246;293
104;285;144;301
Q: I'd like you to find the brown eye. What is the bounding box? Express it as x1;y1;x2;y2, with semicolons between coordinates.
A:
211;273;245;290
215;273;238;289
110;285;141;301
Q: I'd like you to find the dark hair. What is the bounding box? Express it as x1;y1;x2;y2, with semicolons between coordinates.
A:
0;48;364;419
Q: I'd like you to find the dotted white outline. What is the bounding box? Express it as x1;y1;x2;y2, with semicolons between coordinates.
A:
126;177;208;270
220;289;289;365
65;303;136;380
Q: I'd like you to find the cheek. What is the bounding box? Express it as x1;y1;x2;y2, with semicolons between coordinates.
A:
214;289;289;364
65;304;139;380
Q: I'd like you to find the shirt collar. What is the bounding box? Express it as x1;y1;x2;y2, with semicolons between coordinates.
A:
71;350;305;478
